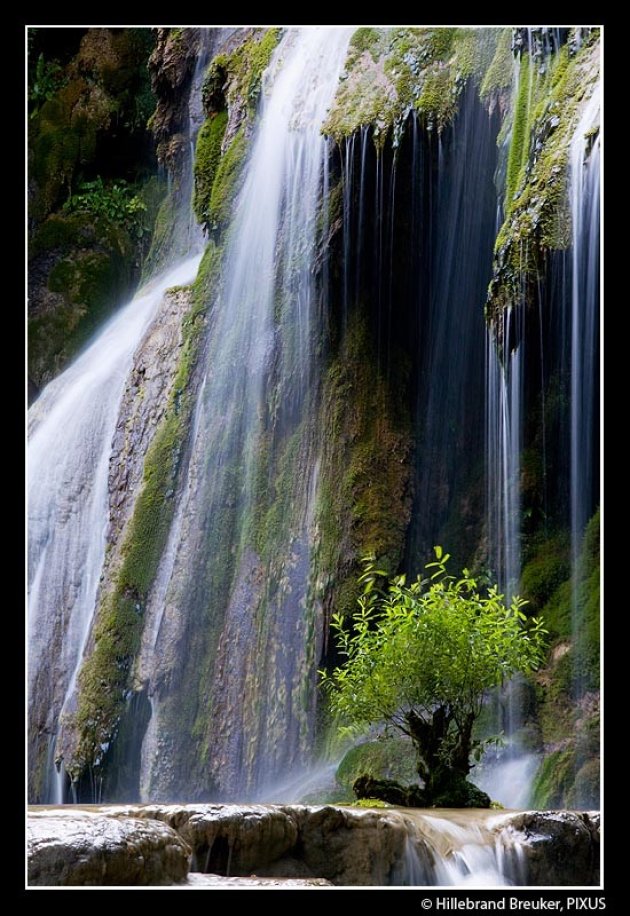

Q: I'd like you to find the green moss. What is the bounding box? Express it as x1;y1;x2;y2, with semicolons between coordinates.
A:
30;31;155;224
72;241;223;774
29;243;137;388
487;35;600;322
246;426;303;561
349;28;382;61
480;29;514;101
531;748;575;808
30;212;91;256
418;67;456;130
325;28;503;145
142;185;176;277
314;311;412;618
349;798;393;808
566;758;600;809
520;532;571;617
193;111;228;227
203;28;282;117
504;52;532;207
529;508;600;809
537;510;600;663
30;80;96;219
541;579;572;641
336;738;417;792
208;127;248;232
28;30;159;387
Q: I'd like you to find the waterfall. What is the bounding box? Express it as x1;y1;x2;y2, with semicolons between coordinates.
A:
569;85;600;700
27;29;211;803
392;811;527;887
27;27;600;818
138;27;353;801
486;307;525;598
482;71;601;808
483;306;534;808
405;87;499;571
28;254;202;802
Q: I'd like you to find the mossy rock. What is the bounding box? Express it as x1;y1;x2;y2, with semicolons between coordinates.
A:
520;531;571;616
353;774;426;807
353;772;490;808
531;748;576;808
324;27;505;146
208;127;248;233
566;758;600;809
430;776;491;809
487;34;600;322
193;110;228;228
202;28;282;118
29;244;134;388
336;737;417;792
315;310;412;621
28;29;158;387
30;212;94;257
529;509;600;810
29;29;155;224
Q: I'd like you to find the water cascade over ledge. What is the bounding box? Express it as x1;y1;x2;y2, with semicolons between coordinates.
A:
27;27;601;875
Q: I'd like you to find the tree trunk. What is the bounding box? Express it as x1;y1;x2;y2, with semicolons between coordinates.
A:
406;705;452;783
404;706;489;807
451;711;475;777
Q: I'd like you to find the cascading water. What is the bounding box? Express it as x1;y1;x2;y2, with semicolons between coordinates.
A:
406;87;499;569
486;307;525;599
392;811;527;887
28;27;600;839
27;254;202;803
481;57;601;809
569;84;600;700
137;27;353;801
482;304;536;809
27;28;212;803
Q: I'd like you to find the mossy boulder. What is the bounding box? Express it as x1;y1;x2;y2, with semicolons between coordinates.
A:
353;775;426;807
336;738;417;795
353;773;491;809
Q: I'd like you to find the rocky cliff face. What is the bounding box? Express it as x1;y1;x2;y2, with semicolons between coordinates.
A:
318;26;601;811
28;28;601;812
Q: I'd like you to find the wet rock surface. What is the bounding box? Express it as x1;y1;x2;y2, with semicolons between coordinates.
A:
107;286;193;548
184;873;334;887
28;809;190;886
28;804;601;887
507;810;600;886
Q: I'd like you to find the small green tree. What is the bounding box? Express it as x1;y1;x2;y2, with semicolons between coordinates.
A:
320;549;547;806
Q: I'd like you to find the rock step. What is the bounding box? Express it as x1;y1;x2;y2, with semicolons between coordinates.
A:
27;804;600;887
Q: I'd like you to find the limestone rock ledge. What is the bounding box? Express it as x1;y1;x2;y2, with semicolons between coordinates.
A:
28;809;190;886
28;804;600;887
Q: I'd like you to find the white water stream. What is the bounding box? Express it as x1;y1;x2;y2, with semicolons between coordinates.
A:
28;255;202;799
139;27;353;799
